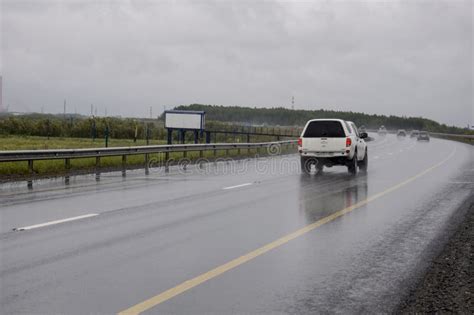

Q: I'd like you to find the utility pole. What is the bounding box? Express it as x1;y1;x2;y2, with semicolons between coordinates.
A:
63;99;66;117
291;96;295;110
150;106;153;119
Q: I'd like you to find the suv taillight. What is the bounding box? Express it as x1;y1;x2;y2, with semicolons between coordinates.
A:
297;138;302;146
346;138;352;147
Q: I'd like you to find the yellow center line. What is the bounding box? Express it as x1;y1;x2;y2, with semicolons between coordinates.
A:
118;147;456;315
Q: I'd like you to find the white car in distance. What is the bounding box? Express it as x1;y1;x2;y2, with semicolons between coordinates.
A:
298;119;368;174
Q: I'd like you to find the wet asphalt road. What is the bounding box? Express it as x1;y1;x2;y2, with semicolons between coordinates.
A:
0;135;473;314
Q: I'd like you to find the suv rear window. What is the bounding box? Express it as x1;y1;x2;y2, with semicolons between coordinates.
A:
303;121;346;138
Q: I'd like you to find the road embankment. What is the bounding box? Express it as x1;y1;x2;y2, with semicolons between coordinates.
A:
398;195;473;313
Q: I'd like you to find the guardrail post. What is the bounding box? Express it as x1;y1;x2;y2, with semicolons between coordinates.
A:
27;160;34;189
65;158;71;185
183;149;187;171
95;157;101;181
165;151;170;173
122;155;127;177
145;154;150;175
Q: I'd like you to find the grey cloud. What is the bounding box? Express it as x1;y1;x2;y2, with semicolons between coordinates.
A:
1;0;472;125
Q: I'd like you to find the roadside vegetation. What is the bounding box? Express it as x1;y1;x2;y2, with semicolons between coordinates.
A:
0;135;166;151
0;114;296;180
174;104;474;135
1;104;471;180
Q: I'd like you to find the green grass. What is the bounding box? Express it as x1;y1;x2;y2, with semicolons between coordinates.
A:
0;135;296;179
0;135;166;151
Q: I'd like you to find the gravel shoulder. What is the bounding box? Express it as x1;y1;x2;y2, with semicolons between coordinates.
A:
397;195;473;313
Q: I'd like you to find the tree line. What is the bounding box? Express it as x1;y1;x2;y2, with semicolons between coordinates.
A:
173;104;472;134
1;104;471;141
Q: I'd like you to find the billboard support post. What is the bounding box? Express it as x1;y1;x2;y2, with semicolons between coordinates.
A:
194;130;199;144
167;128;173;145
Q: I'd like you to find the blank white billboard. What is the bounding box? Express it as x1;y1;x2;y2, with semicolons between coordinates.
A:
165;111;205;130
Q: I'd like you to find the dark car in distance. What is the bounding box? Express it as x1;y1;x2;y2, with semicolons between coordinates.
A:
397;129;407;137
417;131;430;141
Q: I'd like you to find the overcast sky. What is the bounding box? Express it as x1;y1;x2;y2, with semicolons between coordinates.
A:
1;0;472;126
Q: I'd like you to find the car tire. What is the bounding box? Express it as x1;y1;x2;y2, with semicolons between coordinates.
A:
348;153;358;175
359;150;368;172
301;157;311;174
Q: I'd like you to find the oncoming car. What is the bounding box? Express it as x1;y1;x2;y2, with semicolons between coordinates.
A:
298;119;368;175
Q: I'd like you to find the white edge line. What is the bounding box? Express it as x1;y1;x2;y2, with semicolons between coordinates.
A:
222;183;253;190
13;213;99;231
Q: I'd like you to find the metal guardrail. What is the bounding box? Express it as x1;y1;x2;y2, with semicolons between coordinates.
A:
430;132;474;144
367;129;474;141
0;140;297;187
430;132;474;139
0;140;296;162
208;129;298;139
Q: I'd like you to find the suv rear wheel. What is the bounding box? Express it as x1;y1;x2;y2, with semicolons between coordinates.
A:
348;154;358;175
301;157;312;174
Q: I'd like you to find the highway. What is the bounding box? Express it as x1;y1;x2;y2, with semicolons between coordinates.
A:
0;135;472;314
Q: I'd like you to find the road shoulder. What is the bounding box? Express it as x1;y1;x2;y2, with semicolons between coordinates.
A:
397;195;473;313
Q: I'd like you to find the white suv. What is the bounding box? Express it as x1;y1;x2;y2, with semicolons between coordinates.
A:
298;119;368;174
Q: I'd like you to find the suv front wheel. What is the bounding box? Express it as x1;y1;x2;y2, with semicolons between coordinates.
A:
359;150;368;172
